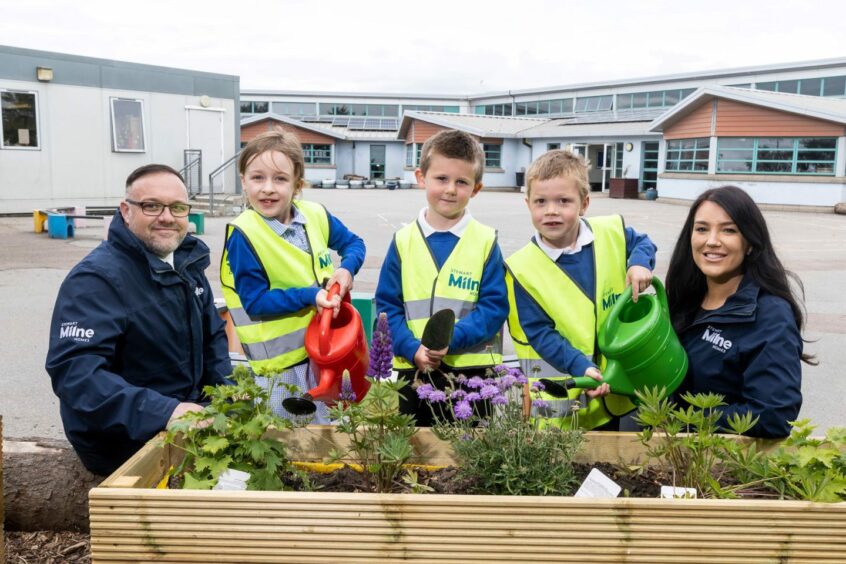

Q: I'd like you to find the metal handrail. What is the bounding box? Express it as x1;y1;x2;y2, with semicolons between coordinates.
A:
180;149;202;196
207;150;242;215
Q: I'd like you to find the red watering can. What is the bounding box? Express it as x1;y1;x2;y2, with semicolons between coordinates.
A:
282;283;371;416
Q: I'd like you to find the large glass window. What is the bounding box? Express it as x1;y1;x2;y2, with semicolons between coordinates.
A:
272;101;316;117
474;103;513;116
320;103;398;117
303;144;332;165
483;143;502;168
402;105;459;113
754;76;846;97
1;91;39;149
405;143;422;167
717;137;836;175
665;138;710;173
110;98;145;152
515;98;573;116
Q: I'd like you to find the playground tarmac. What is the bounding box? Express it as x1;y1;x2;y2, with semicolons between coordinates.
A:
1;188;844;439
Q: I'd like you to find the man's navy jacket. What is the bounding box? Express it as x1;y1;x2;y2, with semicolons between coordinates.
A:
46;211;232;475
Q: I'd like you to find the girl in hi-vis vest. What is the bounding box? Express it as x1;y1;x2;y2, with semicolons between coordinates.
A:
220;131;365;423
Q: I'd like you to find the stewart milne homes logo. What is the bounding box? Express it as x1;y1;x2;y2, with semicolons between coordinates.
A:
59;321;95;342
601;288;622;311
448;268;480;295
319;251;332;269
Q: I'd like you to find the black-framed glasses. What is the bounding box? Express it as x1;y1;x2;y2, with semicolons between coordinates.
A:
126;199;192;217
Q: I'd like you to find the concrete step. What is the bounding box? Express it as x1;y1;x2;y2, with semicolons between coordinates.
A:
189;193;242;217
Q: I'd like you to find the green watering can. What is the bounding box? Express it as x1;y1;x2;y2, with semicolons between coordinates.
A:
540;277;687;401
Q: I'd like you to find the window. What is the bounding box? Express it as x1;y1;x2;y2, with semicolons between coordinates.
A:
614;142;624;177
110;98;145;152
272;101;316;117
515;98;573;116
753;76;846;97
641;142;659;190
474;104;513;116
239;101;268;114
402;105;459;113
823;76;846;96
574;95;613;113
320;103;398;117
405;143;422;167
303;144;332;165
483;144;501;168
665;138;710;173
1;90;39;149
717;137;836;175
547;143;561;151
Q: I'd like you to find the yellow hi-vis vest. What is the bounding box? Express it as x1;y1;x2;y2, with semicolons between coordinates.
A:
220;201;334;375
505;215;637;430
393;218;503;370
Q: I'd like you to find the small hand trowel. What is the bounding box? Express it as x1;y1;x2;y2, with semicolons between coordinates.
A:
421;309;455;350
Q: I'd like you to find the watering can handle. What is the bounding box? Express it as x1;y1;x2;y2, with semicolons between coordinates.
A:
318;283;342;356
599;276;667;351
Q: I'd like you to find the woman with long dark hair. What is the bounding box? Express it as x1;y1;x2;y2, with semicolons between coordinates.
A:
666;186;814;438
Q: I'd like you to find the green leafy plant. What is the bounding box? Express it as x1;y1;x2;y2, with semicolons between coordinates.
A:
423;365;585;496
327;372;418;493
633;386;759;498
740;420;846;502
165;365;309;491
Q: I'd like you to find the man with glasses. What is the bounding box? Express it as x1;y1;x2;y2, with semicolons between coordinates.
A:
46;164;232;475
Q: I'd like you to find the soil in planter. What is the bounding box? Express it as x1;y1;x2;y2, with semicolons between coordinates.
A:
281;462;665;497
4;530;91;563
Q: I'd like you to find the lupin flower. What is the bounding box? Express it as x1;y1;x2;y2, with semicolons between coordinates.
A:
338;370;357;402
367;312;394;381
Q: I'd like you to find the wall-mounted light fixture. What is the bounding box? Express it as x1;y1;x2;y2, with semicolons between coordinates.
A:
36;67;54;82
624;142;634;152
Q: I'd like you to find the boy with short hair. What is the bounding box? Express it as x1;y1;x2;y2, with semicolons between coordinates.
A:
376;129;508;425
505;150;656;430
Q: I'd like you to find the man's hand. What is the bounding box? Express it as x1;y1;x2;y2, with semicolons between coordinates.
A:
168;402;206;426
583;367;611;399
625;266;653;303
326;268;354;299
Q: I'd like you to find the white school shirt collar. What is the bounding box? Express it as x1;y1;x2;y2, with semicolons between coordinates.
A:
535;218;594;261
416;207;473;237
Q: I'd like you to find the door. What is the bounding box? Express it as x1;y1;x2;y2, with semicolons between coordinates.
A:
370;144;386;179
186;107;225;193
640;142;660;191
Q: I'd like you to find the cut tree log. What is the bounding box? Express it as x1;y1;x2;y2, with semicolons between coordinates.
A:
3;436;104;532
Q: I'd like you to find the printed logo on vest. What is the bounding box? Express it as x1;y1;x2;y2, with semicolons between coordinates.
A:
601;288;622;311
702;326;732;353
318;251;332;269
448;268;480;295
59;321;94;342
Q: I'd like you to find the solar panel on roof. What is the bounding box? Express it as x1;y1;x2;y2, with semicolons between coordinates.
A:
332;117;350;126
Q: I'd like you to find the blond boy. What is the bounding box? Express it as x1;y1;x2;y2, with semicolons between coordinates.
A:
505;150;656;430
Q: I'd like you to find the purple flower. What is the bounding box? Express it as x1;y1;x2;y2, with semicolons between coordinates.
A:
480;384;500;400
490;394;509;405
493;364;509;377
416;384;434;400
497;374;517;390
516;373;528;385
455;374;468;385
466;376;485;389
465;392;481;402
367;313;394;381
427;390;447;403
339;371;357;402
454;401;473;420
532;399;550;409
450;389;467;400
530;381;545;392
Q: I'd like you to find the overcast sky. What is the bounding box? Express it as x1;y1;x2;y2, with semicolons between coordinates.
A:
2;0;845;95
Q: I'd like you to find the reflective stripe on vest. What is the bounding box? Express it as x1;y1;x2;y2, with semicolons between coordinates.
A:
505;215;636;429
219;201;334;375
393;219;502;370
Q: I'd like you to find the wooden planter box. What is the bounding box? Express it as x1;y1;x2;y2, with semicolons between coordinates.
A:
90;427;846;563
609;178;639;199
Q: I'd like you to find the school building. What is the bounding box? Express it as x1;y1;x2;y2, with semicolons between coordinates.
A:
242;57;846;209
0;45;240;213
3;45;845;212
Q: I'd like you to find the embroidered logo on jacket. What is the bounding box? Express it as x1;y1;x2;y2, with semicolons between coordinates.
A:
195;286;204;297
59;321;95;342
702;326;732;353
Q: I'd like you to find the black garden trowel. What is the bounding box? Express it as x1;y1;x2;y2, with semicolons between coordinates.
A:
421;309;455;350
